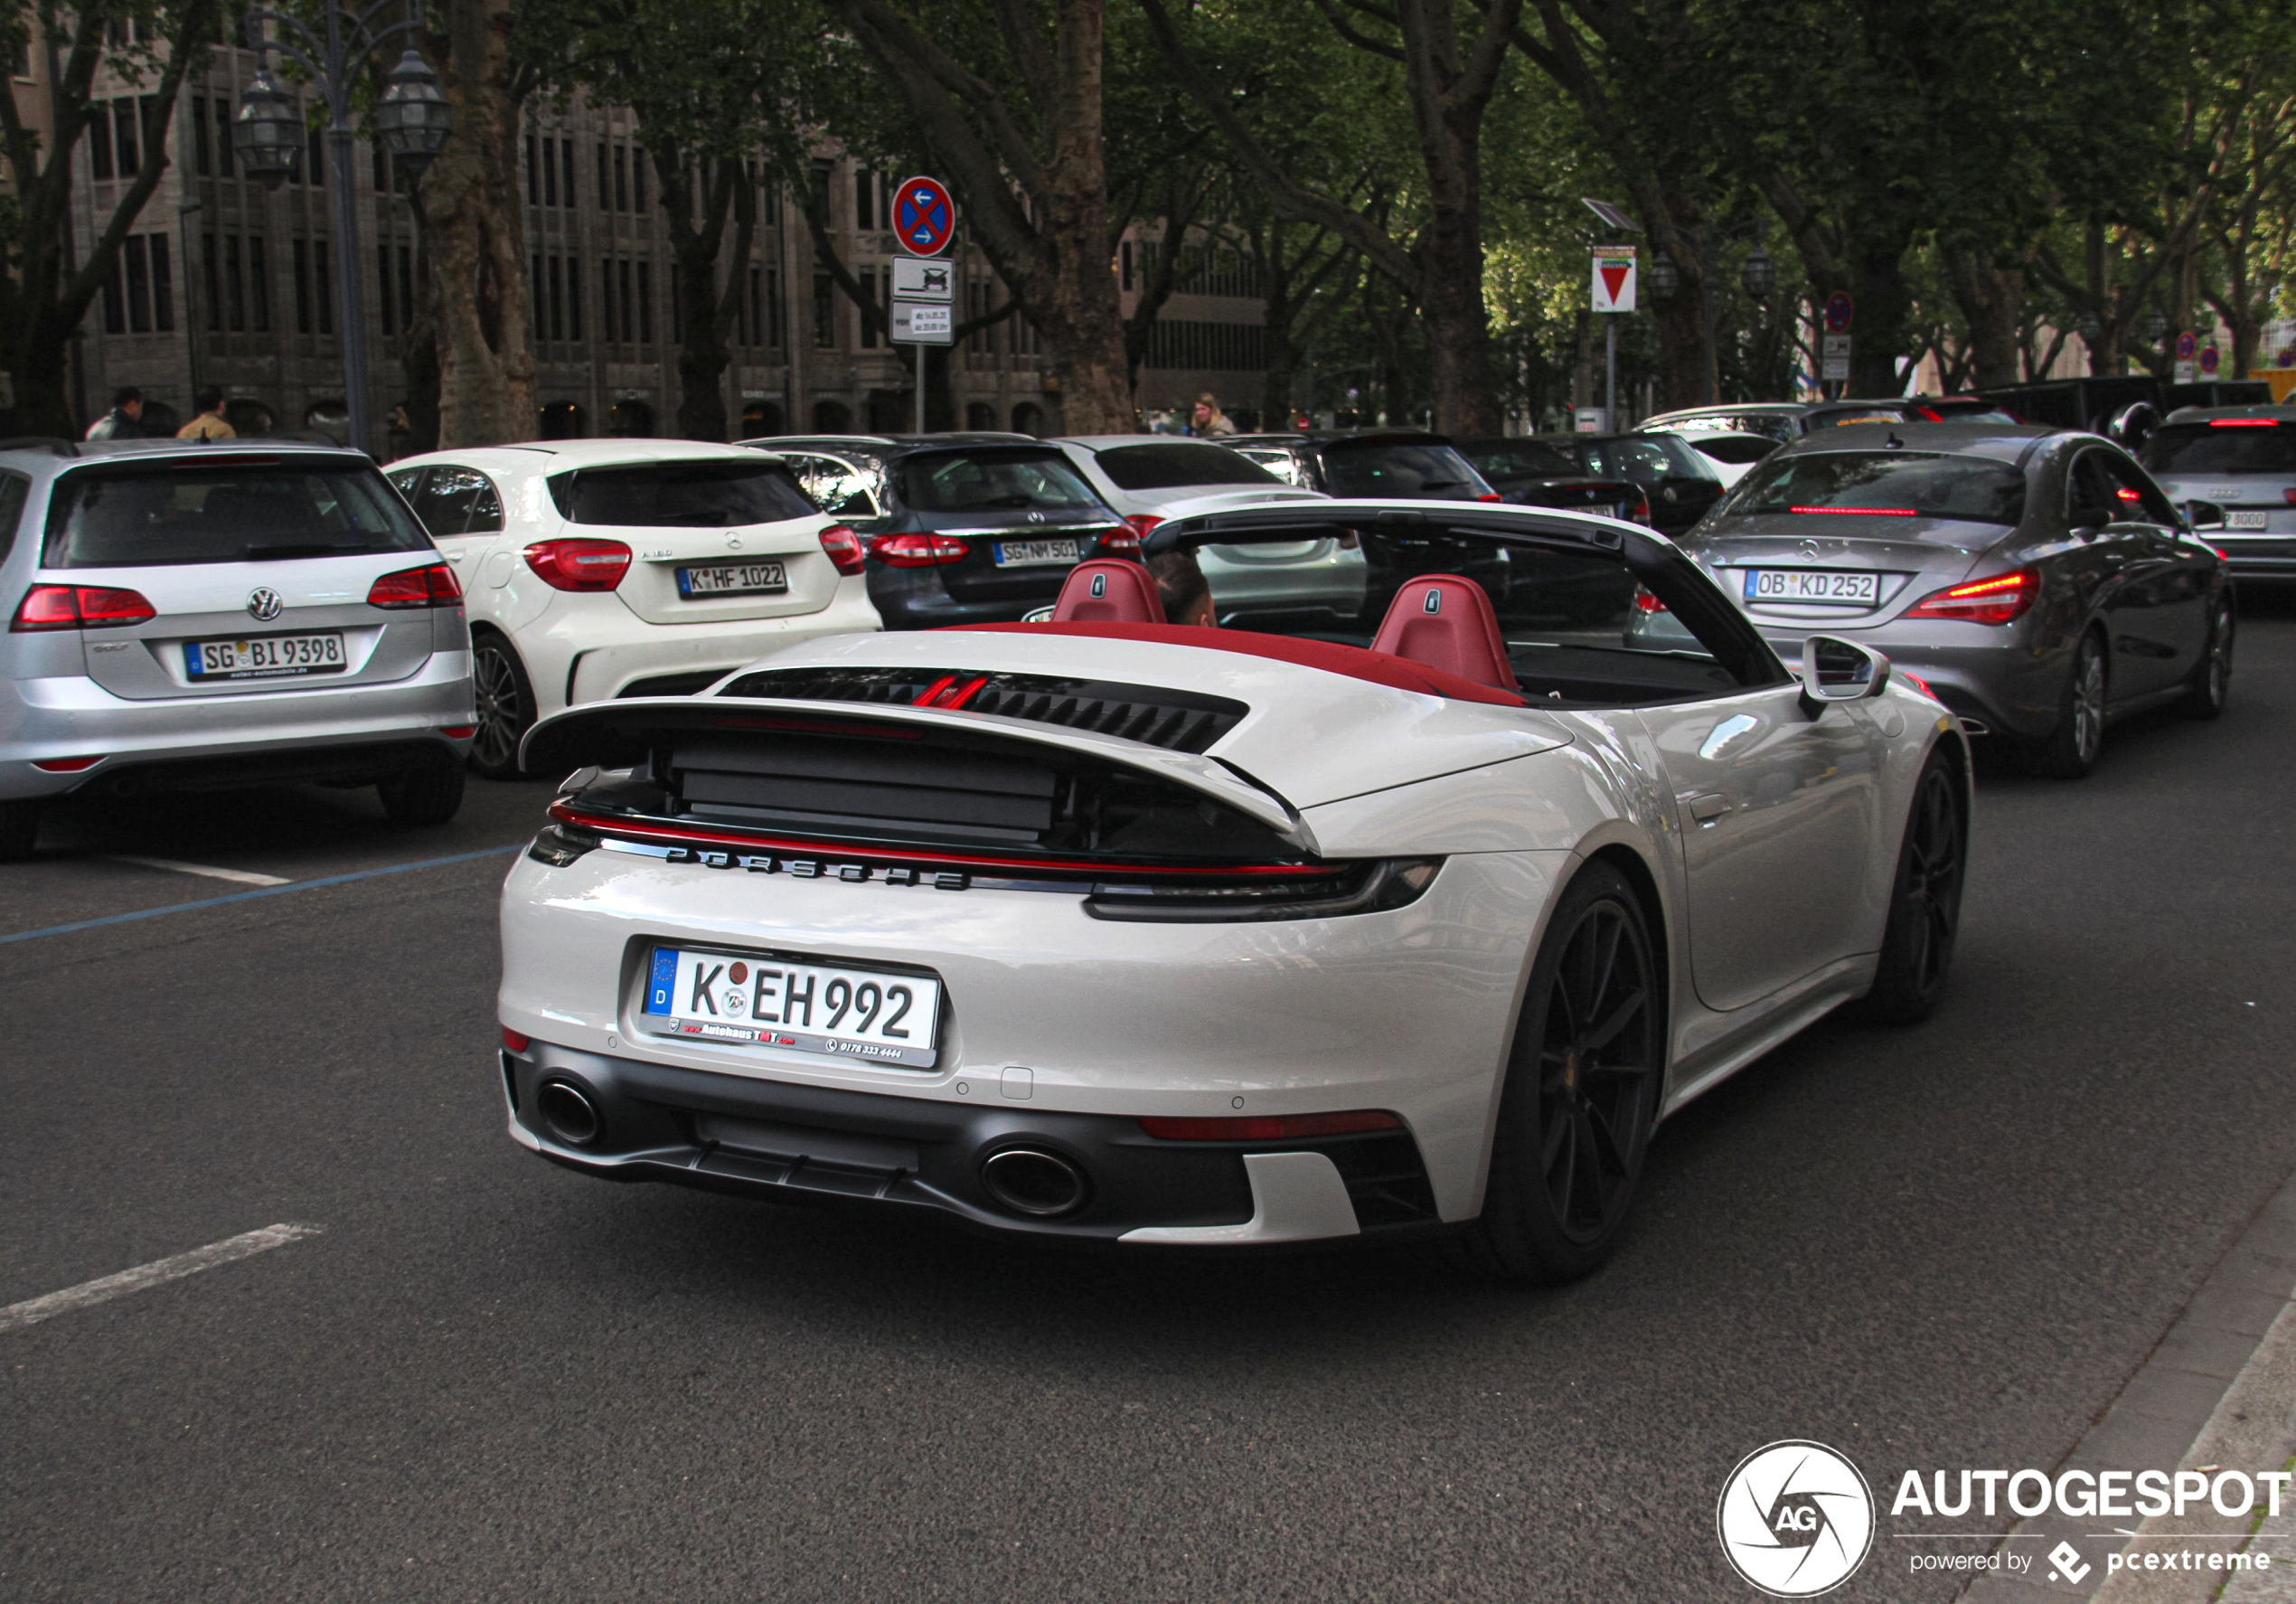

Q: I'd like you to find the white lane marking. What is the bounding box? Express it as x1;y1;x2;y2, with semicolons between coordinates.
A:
109;854;293;887
0;1223;324;1335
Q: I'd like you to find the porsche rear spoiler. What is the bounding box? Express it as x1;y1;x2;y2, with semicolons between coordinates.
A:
520;694;1320;856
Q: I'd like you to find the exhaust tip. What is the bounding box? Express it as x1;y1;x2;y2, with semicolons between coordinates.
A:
980;1147;1088;1218
537;1079;601;1146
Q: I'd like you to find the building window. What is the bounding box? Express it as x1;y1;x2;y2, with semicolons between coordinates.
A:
814;271;833;347
224;233;244;330
191;95;209;175
249;236;269;331
202;234;221;332
89;103;113;179
599;260;616;342
149;234;173;332
293;239;311;335
564;253;581;340
858;268;877;349
767;267;782;347
526;136;539;204
748;266;763;347
561;140;575;211
597;143;609;212
541;136;558;206
113;99;140;176
612;145;626;212
617;259;633;341
531;253;543;339
398;244;413;331
315;240;333;335
855;166;873;231
631;147;645;212
213;99;232;177
99;253;125;333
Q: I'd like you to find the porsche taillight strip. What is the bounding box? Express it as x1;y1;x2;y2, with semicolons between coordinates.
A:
547;803;1337;881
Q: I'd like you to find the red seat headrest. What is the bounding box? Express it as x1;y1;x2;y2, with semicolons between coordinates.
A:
1369;574;1519;691
1053;559;1165;624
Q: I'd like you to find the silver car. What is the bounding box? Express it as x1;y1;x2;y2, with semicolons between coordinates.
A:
0;439;475;859
1638;423;2232;778
1044;436;1361;627
2140;405;2296;581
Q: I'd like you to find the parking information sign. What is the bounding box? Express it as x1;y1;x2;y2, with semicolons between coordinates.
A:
1591;247;1636;313
893;175;956;258
1824;290;1854;333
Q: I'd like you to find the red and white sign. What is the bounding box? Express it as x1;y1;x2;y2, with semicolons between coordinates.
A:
2176;331;2198;362
893;175;956;258
1824;291;1855;333
1591;247;1637;313
2200;345;2221;375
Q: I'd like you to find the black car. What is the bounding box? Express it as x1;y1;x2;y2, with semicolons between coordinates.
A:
740;435;1131;628
1468;432;1727;538
1221;431;1511;618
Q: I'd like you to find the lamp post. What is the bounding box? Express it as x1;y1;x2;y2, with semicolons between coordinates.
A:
234;1;449;454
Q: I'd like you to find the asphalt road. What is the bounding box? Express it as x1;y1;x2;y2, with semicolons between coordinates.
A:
4;606;2294;1602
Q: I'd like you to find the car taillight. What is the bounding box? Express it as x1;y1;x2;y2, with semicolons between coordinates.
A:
522;538;631;591
501;1026;531;1052
867;533;969;568
818;524;866;575
2282;488;2296;506
10;583;155;631
31;754;104;771
1475;492;1504;503
365;561;464;609
1632;586;1668;613
1902;567;2038;626
1629;494;1652;524
1137;1110;1402;1141
2209;418;2280;427
1104;514;1157;556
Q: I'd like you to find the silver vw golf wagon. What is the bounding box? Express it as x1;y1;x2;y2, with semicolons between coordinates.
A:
0;439;475;859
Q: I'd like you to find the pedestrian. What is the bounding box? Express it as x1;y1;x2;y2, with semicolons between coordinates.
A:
83;386;144;440
175;385;235;440
1190;392;1236;437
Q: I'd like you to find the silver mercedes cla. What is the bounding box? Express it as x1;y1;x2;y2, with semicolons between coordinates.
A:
0;439;475;858
1635;422;2232;777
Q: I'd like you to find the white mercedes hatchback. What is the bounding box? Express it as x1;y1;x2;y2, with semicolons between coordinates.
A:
386;440;880;776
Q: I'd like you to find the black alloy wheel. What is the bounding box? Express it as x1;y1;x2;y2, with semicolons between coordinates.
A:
378;757;467;826
2027;629;2107;779
470;635;537;780
1857;750;1966;1024
1449;862;1661;1283
2179;592;2234;721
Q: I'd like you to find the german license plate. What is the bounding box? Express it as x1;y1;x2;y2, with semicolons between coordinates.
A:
678;561;787;598
183;632;346;680
1743;569;1880;606
992;538;1081;567
2227;511;2270;531
639;946;942;1068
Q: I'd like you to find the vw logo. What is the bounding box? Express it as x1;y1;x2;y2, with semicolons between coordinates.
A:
1797;539;1821;561
246;587;283;621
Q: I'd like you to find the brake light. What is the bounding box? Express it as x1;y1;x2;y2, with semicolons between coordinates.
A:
818;524;865;575
2210;418;2280;427
867;533;968;567
31;754;104;771
442;724;478;738
522;538;631;591
365;561;463;609
1902;567;2038;626
2115;486;2141;504
1789;505;1917;516
1629;493;1652;524
1476;492;1504;503
1106;514;1157;556
1633;586;1668;613
10;583;155;630
501;1026;531;1052
1137;1110;1403;1141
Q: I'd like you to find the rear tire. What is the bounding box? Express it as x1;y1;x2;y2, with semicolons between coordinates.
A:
2021;629;2106;779
378;758;466;826
0;797;39;862
1446;862;1661;1285
2178;591;2233;721
469;634;537;780
1855;748;1966;1024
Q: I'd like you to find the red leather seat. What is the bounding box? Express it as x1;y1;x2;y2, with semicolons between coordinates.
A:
1053;560;1166;624
1369;574;1519;691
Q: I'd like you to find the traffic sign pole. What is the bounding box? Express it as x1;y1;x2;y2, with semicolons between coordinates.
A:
889;176;958;433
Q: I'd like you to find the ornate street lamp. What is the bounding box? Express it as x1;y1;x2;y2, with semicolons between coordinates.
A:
1646;250;1680;300
377;48;451;176
2141;307;2169;345
237;1;447;454
2077;309;2104;343
1740;244;1776;301
231;66;302;191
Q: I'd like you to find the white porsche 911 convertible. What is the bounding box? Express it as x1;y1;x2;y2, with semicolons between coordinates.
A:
497;500;1968;1282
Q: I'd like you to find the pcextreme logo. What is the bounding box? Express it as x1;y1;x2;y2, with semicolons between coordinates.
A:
1717;1440;1876;1597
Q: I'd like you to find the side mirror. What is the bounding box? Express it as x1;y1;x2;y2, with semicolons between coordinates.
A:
2185;499;2225;531
1800;634;1891;716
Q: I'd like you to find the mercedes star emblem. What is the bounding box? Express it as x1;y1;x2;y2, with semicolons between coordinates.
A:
1797;539;1821;561
247;587;284;621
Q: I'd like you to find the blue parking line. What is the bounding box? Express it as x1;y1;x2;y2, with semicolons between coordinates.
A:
0;844;523;947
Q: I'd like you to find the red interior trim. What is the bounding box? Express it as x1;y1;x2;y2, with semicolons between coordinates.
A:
943;620;1527;706
550;804;1331;879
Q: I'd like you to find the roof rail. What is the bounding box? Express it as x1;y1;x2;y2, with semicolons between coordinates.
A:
0;436;79;457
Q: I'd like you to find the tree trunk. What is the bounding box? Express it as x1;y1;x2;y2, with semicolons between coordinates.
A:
399;225;441;456
1848;242;1913;398
1033;0;1130;432
421;0;533;447
1943;248;2023;389
1651;279;1705;409
1417;185;1498;433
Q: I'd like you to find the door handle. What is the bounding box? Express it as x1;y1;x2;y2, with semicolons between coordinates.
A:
1683;793;1731;825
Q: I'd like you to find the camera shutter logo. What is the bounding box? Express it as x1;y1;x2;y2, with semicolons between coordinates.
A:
1716;1440;1874;1597
247;587;284;621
